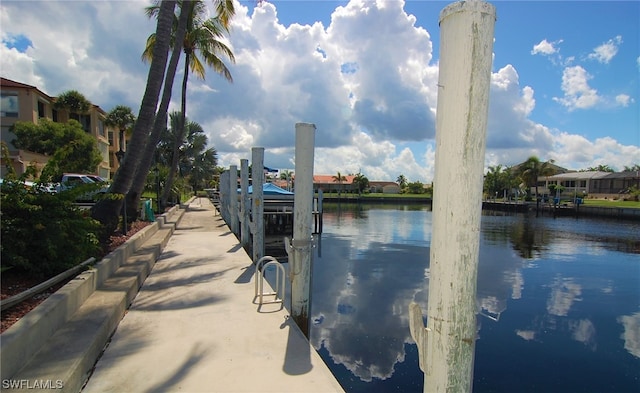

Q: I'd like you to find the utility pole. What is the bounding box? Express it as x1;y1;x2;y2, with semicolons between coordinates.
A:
410;1;496;392
288;123;316;337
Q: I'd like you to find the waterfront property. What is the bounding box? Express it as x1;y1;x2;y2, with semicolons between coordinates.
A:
534;170;640;200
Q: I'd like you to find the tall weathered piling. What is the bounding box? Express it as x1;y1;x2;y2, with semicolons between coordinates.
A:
219;170;230;224
410;1;496;392
229;164;239;236
288;123;316;337
251;147;265;263
240;159;250;249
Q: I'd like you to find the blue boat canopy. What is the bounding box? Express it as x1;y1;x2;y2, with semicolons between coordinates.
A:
240;183;293;195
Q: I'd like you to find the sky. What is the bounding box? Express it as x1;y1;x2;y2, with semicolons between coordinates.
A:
1;0;639;183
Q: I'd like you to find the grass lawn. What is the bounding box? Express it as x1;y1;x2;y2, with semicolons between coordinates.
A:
320;192;640;209
321;192;432;199
582;199;640;208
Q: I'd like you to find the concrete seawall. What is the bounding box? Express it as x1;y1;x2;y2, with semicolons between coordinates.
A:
539;204;640;220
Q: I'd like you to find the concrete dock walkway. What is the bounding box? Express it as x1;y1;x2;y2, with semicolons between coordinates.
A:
82;197;343;393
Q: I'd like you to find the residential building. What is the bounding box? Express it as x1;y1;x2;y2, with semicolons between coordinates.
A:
535;170;640;199
0;77;119;180
369;181;401;194
312;174;356;193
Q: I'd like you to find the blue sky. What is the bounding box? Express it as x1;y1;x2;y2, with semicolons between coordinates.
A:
1;0;639;182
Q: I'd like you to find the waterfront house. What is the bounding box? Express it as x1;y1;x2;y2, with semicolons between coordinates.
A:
536;170;640;200
369;181;401;194
313;174;356;194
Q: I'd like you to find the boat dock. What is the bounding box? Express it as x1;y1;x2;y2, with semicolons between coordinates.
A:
83;197;341;392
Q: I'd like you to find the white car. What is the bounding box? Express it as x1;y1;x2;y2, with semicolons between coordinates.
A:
56;173;109;201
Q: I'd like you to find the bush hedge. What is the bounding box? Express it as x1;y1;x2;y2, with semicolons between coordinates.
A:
1;178;102;278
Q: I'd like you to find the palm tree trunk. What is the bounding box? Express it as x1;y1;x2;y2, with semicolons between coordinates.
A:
161;51;190;207
127;0;191;215
92;0;176;236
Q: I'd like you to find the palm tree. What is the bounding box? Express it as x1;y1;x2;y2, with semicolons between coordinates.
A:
126;0;192;216
92;0;177;235
353;173;369;196
126;0;228;214
623;164;640;172
517;156;556;216
54;90;91;122
586;164;614;172
154;112;218;198
332;171;347;196
484;164;504;200
179;123;217;191
143;0;235;208
280;170;293;191
504;166;521;201
104;105;136;168
396;174;407;189
189;147;218;191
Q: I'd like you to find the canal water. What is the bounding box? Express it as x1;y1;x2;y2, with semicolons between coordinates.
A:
267;203;640;392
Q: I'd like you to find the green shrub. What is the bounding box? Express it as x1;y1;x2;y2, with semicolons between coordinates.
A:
1;177;102;278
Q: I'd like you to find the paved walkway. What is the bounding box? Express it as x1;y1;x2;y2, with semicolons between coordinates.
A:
82;197;343;393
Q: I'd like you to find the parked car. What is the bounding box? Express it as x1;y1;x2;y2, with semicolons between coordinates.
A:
0;178;35;189
55;173;109;202
85;175;109;184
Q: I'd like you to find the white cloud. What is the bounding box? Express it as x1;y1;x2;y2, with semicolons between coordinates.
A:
531;38;561;56
1;1;155;104
486;65;555;154
587;35;622;64
0;45;42;87
1;0;637;183
553;65;601;110
550;135;640;171
551;65;634;112
615;94;633;107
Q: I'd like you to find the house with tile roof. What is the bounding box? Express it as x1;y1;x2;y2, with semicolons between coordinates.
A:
312;174;356;194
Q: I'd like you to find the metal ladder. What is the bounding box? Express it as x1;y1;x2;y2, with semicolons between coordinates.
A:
253;256;286;307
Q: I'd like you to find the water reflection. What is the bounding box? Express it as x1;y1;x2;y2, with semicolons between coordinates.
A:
618;312;640;358
299;204;640;392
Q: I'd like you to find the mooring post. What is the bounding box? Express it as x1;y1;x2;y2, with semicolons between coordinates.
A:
287;123;316;337
220;170;230;224
229;164;239;236
409;1;495;392
239;159;250;249
251;147;265;264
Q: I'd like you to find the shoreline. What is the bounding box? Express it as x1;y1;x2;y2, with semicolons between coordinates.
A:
318;195;640;220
